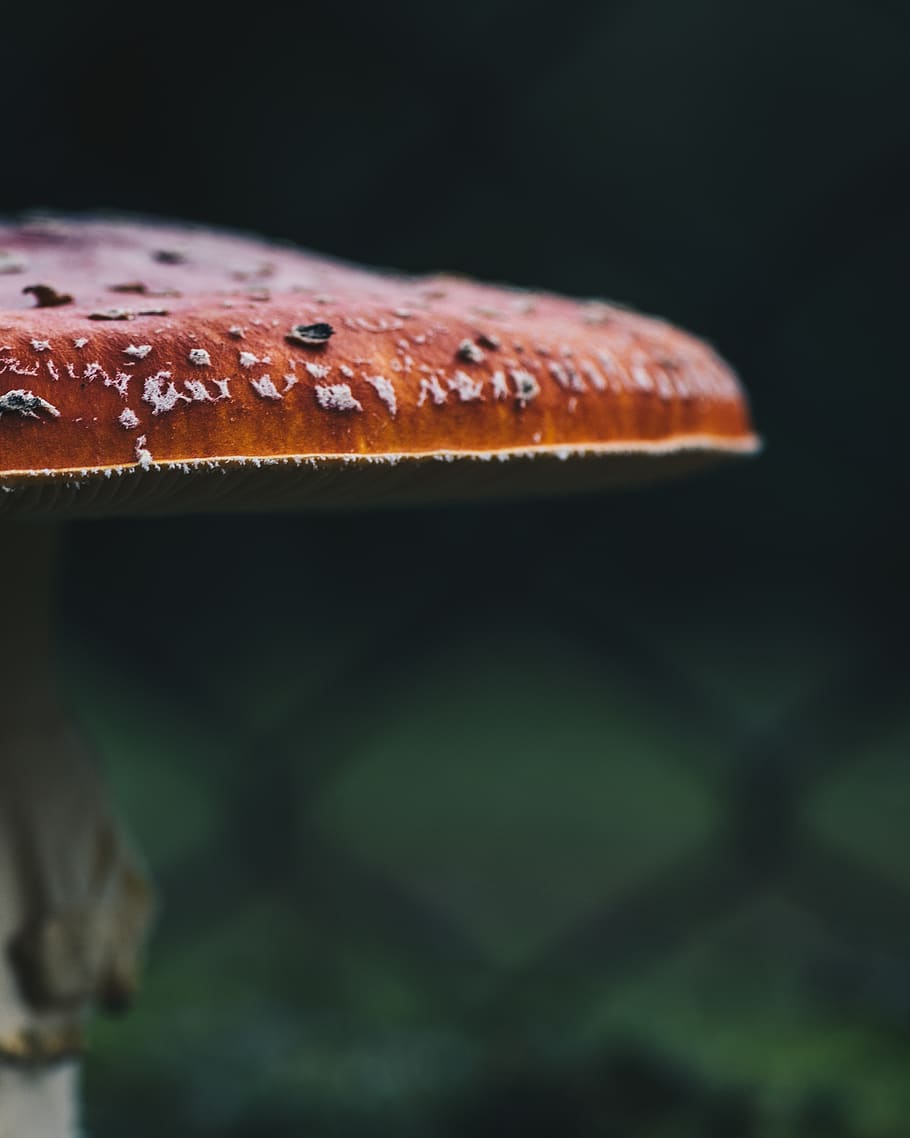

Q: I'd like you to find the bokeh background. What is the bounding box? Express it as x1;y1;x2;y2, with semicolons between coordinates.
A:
5;0;910;1133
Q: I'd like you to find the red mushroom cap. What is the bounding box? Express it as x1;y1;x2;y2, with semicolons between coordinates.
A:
0;217;758;516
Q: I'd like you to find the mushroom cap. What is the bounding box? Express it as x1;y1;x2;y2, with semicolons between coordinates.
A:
0;217;758;516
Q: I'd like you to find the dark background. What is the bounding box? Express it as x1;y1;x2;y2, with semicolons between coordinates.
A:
5;0;910;1134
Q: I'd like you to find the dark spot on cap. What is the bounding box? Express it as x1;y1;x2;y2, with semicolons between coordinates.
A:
108;281;181;298
477;331;501;351
23;283;74;308
152;249;188;265
108;281;148;294
287;322;335;347
88;308;134;321
0;389;60;418
231;262;275;281
456;339;485;364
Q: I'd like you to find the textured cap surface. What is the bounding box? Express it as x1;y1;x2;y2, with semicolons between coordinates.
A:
0;217;758;516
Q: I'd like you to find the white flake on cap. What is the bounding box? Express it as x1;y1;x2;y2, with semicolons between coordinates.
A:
417;375;447;406
365;375;397;416
630;361;655;393
579;360;607;391
134;435;153;471
82;361;111;383
651;363;674;401
184;380;216;402
448;370;484;402
548;361;585;393
509;368;540;406
315;383;362;412
580;301;614;324
143;371;189;414
124;344;152;360
239;351;259;369
188;348;212;367
250;374;282;400
490;370;509;399
119;408;140;429
30;340;51;352
305;361;332;380
596;348;628;390
0;351;39;378
104;372;131;399
0;252;27;274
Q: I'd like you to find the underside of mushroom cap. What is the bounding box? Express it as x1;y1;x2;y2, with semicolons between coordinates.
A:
0;216;758;517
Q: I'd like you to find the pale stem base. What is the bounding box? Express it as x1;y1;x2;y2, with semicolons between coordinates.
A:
0;1064;79;1138
0;523;152;1137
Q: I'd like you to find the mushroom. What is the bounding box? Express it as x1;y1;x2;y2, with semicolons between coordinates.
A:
0;216;758;1133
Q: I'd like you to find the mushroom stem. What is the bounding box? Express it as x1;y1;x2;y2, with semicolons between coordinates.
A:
0;522;153;1136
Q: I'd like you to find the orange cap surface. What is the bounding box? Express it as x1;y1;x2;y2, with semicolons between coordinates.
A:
0;217;758;515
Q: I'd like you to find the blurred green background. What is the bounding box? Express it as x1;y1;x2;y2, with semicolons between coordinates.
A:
5;0;910;1133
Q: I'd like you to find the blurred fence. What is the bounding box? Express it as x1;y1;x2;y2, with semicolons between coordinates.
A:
65;497;910;1138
